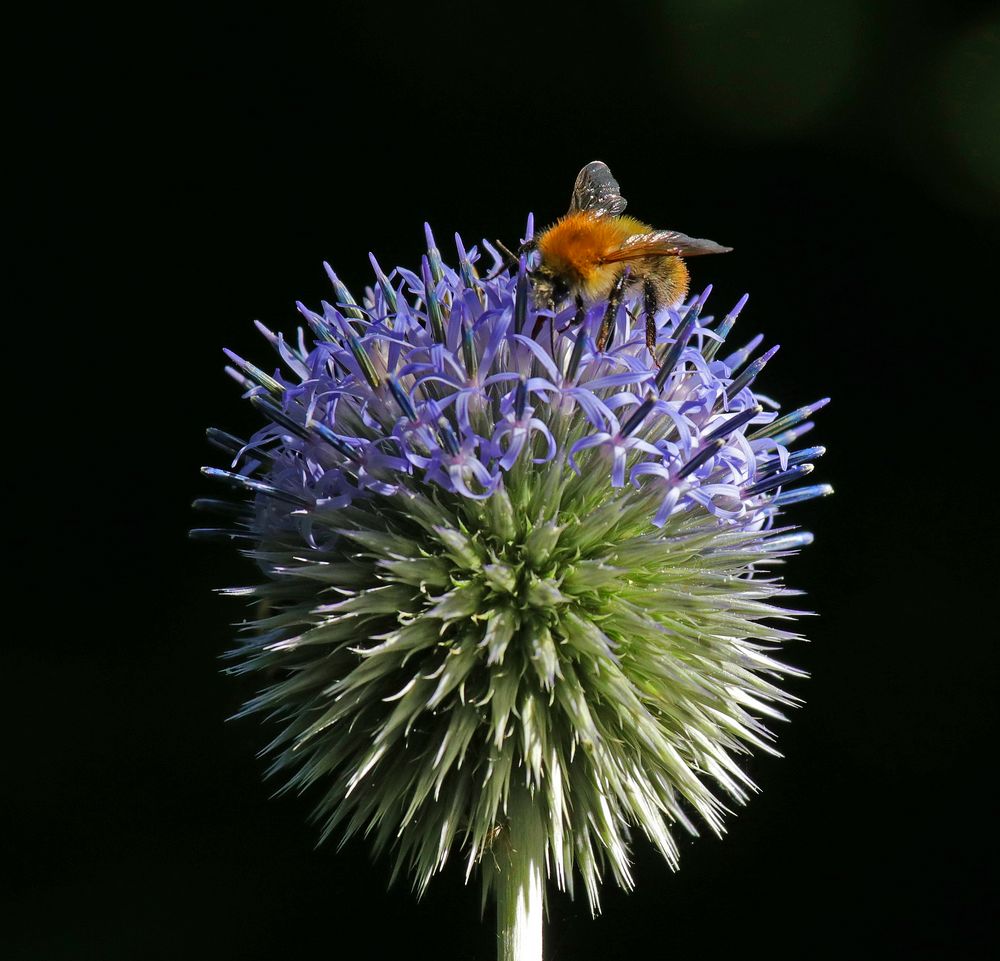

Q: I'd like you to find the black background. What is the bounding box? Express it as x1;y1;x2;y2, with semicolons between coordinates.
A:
13;2;998;958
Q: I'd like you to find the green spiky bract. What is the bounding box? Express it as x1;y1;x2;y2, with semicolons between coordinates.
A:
239;456;803;904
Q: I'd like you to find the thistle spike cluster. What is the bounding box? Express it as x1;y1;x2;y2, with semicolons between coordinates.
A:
196;219;831;912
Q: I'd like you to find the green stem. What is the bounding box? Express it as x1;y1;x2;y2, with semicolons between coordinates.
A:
496;793;546;961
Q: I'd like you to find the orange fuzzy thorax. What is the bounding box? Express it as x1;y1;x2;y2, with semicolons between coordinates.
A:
537;212;652;299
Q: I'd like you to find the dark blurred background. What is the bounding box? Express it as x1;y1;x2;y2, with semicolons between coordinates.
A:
12;1;998;958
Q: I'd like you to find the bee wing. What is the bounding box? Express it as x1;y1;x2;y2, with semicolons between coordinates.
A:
569;161;628;217
602;230;733;262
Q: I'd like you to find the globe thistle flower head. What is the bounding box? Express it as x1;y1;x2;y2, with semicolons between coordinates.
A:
196;218;831;915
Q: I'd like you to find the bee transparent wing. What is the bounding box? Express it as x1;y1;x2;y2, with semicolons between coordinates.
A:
569;161;628;217
602;230;733;263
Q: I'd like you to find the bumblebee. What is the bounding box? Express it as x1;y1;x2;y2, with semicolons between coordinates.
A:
526;161;731;356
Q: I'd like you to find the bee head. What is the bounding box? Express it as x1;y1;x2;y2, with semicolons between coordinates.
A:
529;265;570;312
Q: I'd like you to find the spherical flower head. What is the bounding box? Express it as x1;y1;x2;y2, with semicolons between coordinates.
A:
196;219;831;913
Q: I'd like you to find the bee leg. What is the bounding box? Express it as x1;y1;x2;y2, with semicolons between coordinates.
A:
596;275;627;353
531;292;557;340
556;295;586;334
643;279;660;363
552;295;585;354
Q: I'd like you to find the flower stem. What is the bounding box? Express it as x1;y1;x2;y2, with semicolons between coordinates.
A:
496;791;546;961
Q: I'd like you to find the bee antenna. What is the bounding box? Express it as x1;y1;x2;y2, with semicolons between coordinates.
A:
494;239;520;269
484;239;523;281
